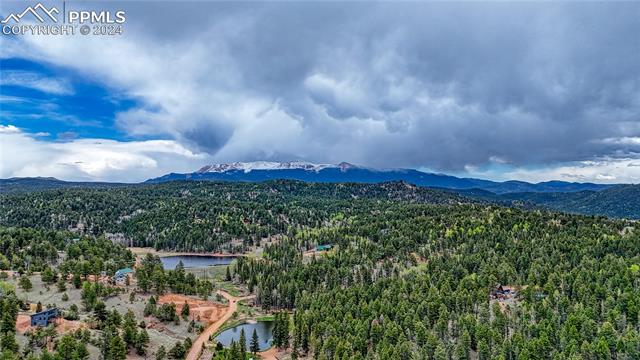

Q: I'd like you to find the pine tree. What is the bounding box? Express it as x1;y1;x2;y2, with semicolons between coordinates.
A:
155;345;166;360
0;332;19;353
181;301;190;319
41;267;56;284
19;276;32;292
93;301;107;324
250;328;260;354
109;334;127;360
55;335;77;358
168;341;185;359
239;328;247;357
283;313;290;347
57;277;66;292
273;315;281;348
73;273;82;289
123;309;137;347
478;339;490;360
135;329;150;355
75;341;90;359
434;344;447;360
100;327;112;360
229;339;239;360
0;307;16;333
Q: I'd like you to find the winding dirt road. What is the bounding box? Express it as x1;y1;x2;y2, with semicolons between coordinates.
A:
186;290;256;360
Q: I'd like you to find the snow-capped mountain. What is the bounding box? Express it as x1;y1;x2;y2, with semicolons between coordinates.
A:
146;161;612;194
197;161;338;173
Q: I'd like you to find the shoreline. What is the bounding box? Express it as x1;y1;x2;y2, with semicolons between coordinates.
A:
128;247;241;258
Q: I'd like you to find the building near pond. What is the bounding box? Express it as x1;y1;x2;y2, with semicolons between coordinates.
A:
114;267;133;284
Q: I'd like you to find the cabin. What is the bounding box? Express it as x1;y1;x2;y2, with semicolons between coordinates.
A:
30;308;59;327
316;244;333;252
491;284;513;299
114;268;133;284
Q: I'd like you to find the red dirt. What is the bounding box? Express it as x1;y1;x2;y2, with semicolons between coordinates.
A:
144;318;174;335
16;314;31;334
158;294;227;324
16;314;86;335
55;318;86;334
259;347;283;360
0;270;16;277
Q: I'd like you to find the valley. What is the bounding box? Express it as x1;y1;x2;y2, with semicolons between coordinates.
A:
0;180;639;359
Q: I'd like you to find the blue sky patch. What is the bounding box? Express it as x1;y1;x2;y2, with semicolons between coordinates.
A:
1;57;137;140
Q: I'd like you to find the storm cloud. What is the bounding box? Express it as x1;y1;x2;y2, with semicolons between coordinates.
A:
1;1;639;182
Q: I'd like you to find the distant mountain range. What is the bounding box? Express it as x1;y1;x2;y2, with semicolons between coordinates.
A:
3;161;639;219
146;161;612;194
499;184;640;219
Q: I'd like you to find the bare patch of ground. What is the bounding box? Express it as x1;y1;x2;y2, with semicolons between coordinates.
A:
259;346;285;360
15;314;31;334
158;294;227;324
8;275;202;358
490;285;525;314
55;318;86;334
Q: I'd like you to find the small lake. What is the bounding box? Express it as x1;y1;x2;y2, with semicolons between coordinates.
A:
214;321;274;351
160;255;236;270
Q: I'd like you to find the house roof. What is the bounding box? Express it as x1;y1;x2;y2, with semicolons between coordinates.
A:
31;308;58;317
115;268;134;277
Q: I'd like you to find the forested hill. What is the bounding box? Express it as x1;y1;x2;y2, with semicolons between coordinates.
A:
500;184;640;219
2;180;640;358
4;176;640;219
0;177;128;193
0;180;473;252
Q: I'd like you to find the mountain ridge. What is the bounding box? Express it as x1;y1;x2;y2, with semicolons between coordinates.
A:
145;161;614;194
2;168;640;218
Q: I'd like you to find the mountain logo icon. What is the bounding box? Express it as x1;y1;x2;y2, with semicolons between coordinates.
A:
1;3;59;24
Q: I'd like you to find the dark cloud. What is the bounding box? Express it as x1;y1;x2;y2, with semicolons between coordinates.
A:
181;121;234;154
4;1;640;175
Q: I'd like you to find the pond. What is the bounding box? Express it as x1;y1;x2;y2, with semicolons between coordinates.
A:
214;321;274;351
160;255;236;270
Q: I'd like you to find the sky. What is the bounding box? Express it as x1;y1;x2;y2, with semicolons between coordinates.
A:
1;1;639;183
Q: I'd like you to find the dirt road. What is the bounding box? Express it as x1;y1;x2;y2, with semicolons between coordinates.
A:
258;347;280;360
185;290;255;360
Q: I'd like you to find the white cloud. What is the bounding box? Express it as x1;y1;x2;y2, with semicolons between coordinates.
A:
601;137;640;146
0;70;74;95
466;158;640;184
0;125;209;182
0;125;21;134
